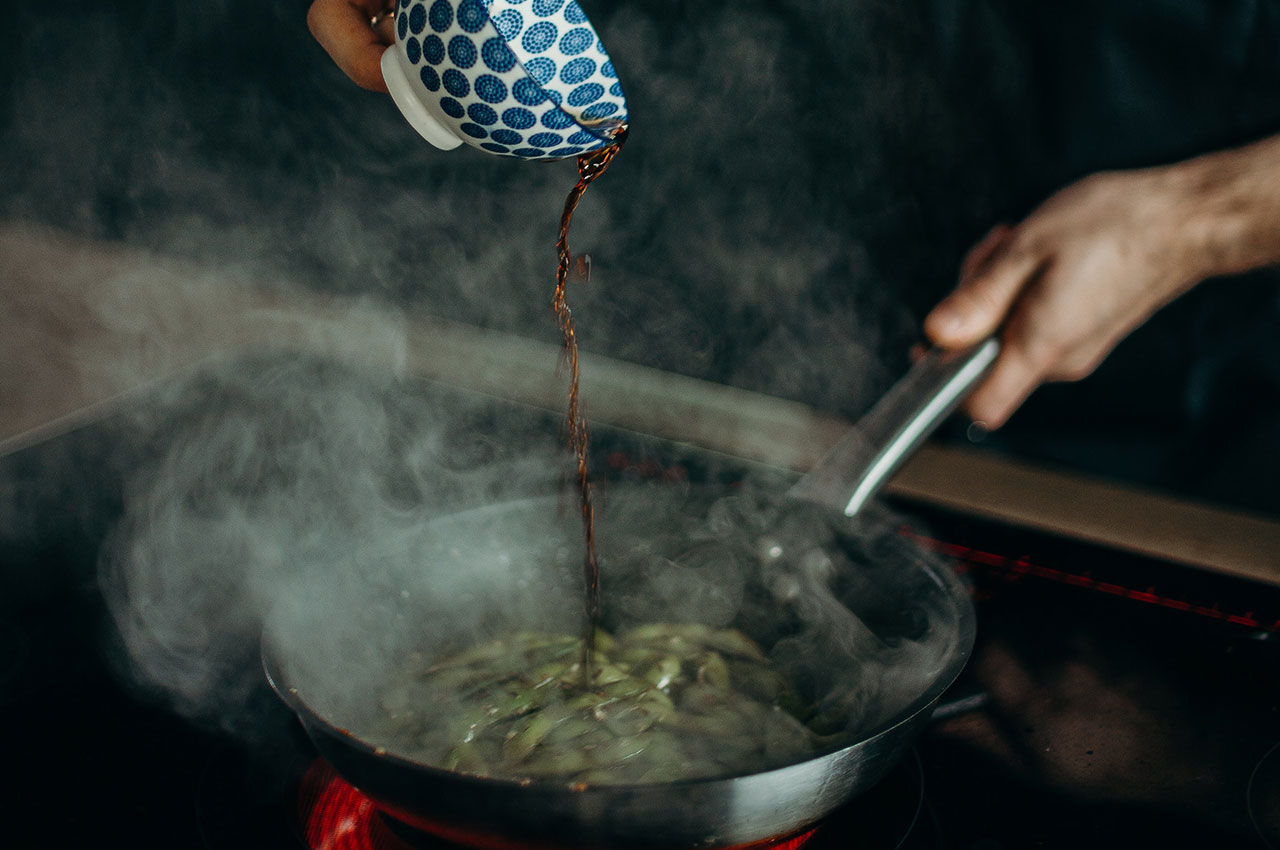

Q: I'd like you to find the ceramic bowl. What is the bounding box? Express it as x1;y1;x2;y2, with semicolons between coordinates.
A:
381;0;628;160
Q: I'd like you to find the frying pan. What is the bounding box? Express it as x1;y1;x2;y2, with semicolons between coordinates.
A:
262;342;996;850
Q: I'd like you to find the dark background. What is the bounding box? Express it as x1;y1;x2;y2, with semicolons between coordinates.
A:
2;0;1280;511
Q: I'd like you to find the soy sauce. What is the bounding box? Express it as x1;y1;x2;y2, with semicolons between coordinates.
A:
552;127;627;686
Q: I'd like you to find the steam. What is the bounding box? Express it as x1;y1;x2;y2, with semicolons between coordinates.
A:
94;347;963;739
256;472;961;749
2;0;965;408
3;0;971;744
596;481;960;734
99;354;565;733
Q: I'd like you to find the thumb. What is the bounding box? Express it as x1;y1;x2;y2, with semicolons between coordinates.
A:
925;229;1043;348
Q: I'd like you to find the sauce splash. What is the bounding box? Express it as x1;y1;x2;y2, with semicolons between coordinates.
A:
553;128;627;686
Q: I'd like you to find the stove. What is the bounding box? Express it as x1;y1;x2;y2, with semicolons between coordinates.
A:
188;732;933;850
281;757;921;850
3;377;1278;850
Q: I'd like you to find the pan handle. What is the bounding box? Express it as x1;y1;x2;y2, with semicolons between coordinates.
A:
789;337;1000;516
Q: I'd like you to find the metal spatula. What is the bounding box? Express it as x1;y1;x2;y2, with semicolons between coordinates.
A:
788;338;1000;516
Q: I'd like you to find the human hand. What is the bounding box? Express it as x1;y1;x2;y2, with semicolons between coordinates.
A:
308;0;394;93
926;132;1280;428
923;168;1210;428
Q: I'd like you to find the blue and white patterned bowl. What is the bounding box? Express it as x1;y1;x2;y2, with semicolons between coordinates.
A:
380;0;628;160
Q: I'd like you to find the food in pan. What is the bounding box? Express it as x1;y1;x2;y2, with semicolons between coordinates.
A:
372;622;827;785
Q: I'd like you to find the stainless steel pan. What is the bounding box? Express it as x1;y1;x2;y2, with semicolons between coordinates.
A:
262;341;995;850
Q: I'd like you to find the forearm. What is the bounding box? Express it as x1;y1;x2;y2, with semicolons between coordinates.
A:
1173;132;1280;281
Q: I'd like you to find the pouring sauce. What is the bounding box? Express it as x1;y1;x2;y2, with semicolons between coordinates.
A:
553;128;627;685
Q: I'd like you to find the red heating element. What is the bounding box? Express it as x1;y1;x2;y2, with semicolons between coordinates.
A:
298;759;818;850
299;759;412;850
902;527;1280;633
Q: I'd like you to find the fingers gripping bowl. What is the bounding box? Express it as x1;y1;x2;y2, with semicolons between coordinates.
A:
262;484;974;850
381;0;629;158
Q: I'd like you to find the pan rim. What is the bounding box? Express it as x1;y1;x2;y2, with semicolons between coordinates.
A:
261;488;976;794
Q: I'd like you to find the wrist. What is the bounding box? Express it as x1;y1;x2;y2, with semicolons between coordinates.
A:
1166;135;1280;281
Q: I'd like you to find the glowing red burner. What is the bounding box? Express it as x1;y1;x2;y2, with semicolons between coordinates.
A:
755;831;816;850
299;760;415;850
298;758;818;850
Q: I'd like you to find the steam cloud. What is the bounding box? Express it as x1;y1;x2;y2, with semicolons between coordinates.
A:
3;0;973;745
98;352;962;750
98;355;566;734
2;0;972;406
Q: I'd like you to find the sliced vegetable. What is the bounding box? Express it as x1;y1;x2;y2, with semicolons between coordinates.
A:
369;624;831;785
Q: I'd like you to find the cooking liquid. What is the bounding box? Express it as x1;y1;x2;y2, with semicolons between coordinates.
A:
553;127;627;687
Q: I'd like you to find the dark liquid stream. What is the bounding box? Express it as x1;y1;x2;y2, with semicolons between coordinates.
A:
554;128;627;687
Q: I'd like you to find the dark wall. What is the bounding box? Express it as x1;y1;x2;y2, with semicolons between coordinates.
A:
3;0;1278;510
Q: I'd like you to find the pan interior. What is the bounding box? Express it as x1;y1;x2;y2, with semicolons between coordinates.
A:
264;482;969;779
